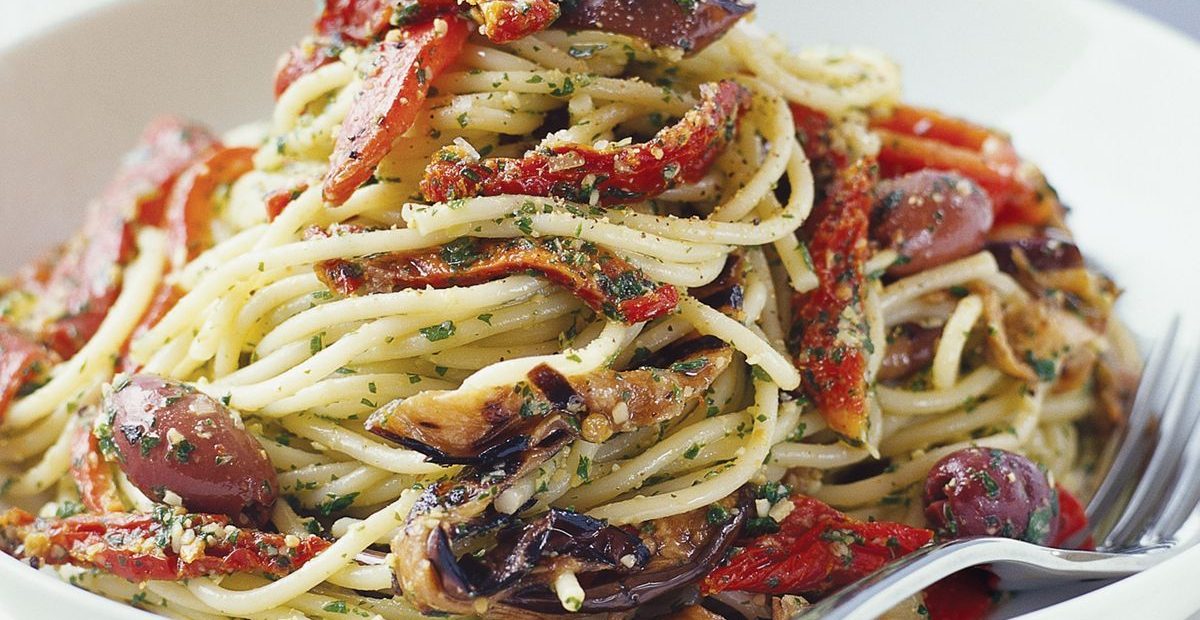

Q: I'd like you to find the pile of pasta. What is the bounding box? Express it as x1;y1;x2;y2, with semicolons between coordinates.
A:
0;1;1139;618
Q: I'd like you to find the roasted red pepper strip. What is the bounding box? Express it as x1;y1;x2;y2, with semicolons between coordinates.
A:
393;0;462;27
105;117;223;229
922;568;995;620
316;0;395;43
0;322;56;423
1050;484;1092;549
324;17;470;205
420;80;751;206
316;0;556;44
274;39;346;98
164;146;256;270
68;420;124;514
0;507;330;582
116;283;184;374
875;105;1000;152
872;105;1057;226
317;236;678;323
467;0;561;43
789;103;848;189
701;495;932;596
40;117;218;359
264;181;311;222
790;159;876;442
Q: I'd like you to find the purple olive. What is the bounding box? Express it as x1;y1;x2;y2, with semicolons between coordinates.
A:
872;170;994;277
877;324;941;382
100;374;277;527
923;447;1058;544
985;233;1083;275
556;0;754;56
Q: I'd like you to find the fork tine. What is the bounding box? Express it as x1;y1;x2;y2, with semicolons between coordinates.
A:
1103;326;1200;549
1086;317;1182;545
1142;332;1200;545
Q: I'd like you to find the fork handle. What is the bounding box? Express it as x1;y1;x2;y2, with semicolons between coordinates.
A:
792;538;1165;620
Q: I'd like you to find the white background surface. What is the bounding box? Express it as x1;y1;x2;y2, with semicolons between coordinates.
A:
2;1;1200;619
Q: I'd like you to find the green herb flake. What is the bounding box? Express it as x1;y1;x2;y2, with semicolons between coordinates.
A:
420;321;457;342
322;600;348;614
576;455;591;481
55;500;86;519
317;492;360;516
706;505;730;524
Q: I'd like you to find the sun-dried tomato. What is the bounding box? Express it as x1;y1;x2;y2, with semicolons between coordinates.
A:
323;16;470;205
702;495;932;596
0;508;329;582
420;80;750;206
790;159;877;442
0;322;56;423
317;235;677;323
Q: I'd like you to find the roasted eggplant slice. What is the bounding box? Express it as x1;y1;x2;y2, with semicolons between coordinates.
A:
366;336;732;463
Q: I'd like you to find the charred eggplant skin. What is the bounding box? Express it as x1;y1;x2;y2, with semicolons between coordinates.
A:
500;488;755;613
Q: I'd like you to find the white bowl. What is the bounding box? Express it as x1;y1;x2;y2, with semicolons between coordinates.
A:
2;1;1199;618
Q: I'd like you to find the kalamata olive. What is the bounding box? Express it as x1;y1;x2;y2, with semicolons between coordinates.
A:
556;0;754;55
985;234;1083;275
876;324;940;382
872;170;994;277
99;374;277;527
923;447;1058;544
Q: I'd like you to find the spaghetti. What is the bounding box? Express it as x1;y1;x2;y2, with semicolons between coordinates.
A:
0;2;1139;618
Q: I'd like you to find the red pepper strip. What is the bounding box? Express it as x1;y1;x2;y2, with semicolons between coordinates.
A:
40;117;218;359
316;0;396;43
274;39;346;99
420;80;751;206
789;103;849;187
0;507;330;582
871;105;1055;226
468;0;561;43
874;105;999;153
317;0;556;45
316;236;678;323
116;283;184;374
923;568;995;620
701;495;932;596
393;0;462;27
264;181;311;222
108;117;223;228
164;146;256;270
790;159;876;443
1051;484;1092;550
68;421;124;514
324;17;470;206
0;322;56;423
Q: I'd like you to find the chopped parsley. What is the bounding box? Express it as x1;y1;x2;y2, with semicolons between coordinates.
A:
420;321;456;342
55;500;86;519
576;455;591;481
317;492;360;516
170;439;195;463
322;600;348;614
706;505;731;524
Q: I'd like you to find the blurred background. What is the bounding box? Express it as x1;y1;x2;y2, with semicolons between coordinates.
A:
1120;0;1200;37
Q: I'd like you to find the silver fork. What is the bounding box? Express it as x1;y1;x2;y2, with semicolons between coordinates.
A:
795;319;1200;620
